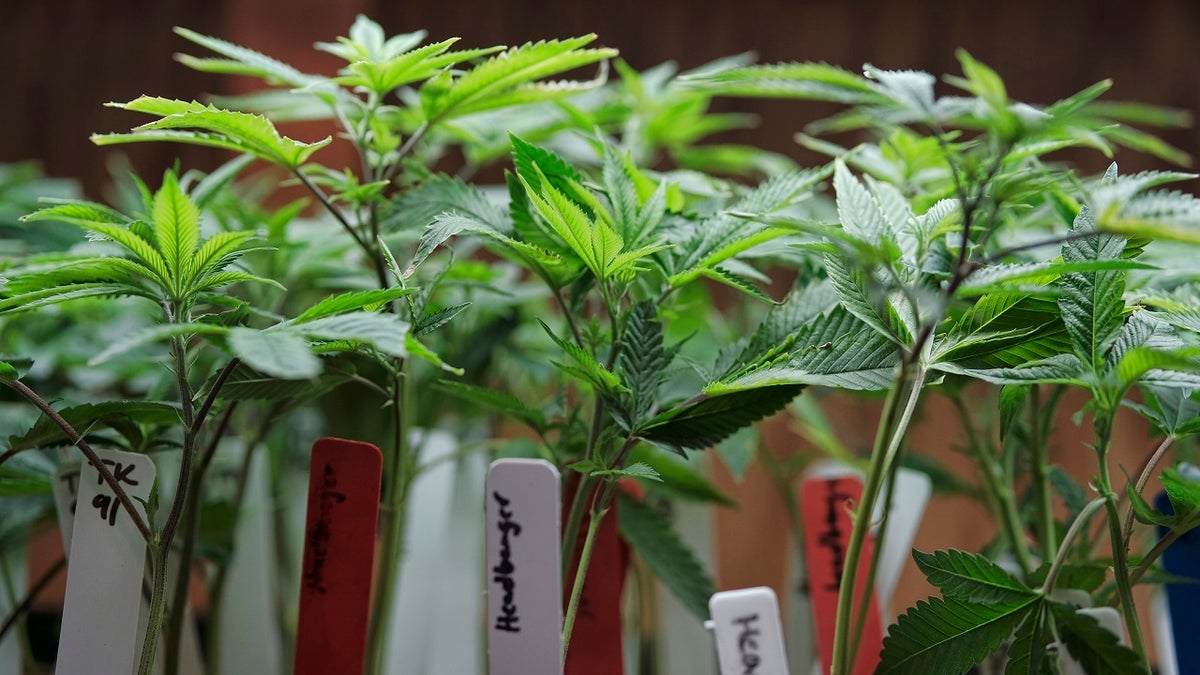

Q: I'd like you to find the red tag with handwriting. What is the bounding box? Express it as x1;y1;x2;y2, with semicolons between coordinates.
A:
294;438;382;675
799;473;883;675
562;477;630;675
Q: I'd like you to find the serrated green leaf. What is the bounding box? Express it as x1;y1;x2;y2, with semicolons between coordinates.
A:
106;97;331;169
229;327;320;379
1161;466;1200;515
640;384;804;451
1058;206;1127;371
617;492;716;620
435;380;546;432
540;319;624;394
292;312;410;359
879;595;1037;675
913;549;1036;604
594;462;661;482
616;301;668;423
152;171;201;291
422;36;615;121
1005;601;1053;675
5;401;181;453
685;61;889;104
175;26;330;91
293;288;415;323
1052;603;1146;675
626;444;733;505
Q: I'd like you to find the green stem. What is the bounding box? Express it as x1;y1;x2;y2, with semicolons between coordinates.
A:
951;394;1033;576
137;542;166;675
1094;414;1149;670
1129;528;1185;585
1121;436;1175;550
366;368;414;675
561;473;597;577
1041;496;1106;593
1030;385;1058;562
562;503;607;662
830;364;925;675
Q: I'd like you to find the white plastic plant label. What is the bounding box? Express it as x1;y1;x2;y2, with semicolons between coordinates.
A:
51;462;82;555
709;587;789;675
55;448;155;675
873;467;931;610
485;458;562;675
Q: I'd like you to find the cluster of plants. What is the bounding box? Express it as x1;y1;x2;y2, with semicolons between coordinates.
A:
3;14;1200;675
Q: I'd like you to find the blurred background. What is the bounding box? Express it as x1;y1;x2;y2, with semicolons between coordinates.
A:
4;0;1200;195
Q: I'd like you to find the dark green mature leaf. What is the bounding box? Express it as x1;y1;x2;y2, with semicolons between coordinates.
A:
617;301;668;423
913;549;1036;604
1026;562;1106;593
1005;602;1053;675
1052;604;1146;675
639;384;803;452
879;596;1037;675
5;401;181;453
1058;206;1127;371
617;492;716;620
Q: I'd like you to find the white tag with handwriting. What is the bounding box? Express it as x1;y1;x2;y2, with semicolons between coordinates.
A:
55;448;155;675
710;587;789;675
486;458;562;675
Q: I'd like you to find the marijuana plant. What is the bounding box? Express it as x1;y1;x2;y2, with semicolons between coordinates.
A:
687;51;1200;674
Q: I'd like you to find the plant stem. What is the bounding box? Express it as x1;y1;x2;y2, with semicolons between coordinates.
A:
1;379;153;541
1041;496;1106;593
1129;528;1185;585
145;335;200;675
0;554;65;644
561;473;597;577
830;364;925;675
951;394;1034;576
293;170;370;252
1030;385;1058;562
562;503;607;662
366;368;415;675
1121;436;1175;549
1093;415;1149;670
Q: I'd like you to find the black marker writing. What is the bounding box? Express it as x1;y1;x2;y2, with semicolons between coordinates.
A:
733;613;762;674
303;464;346;594
818;481;853;590
492;491;522;633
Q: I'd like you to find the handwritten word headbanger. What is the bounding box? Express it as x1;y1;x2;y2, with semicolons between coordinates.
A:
492;491;522;633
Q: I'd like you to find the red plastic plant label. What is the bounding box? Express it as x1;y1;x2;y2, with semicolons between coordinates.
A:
486;458;563;675
293;438;382;675
56;448;155;675
799;473;884;675
562;477;629;675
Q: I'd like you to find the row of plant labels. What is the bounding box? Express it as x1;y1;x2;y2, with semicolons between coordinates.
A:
48;441;1196;674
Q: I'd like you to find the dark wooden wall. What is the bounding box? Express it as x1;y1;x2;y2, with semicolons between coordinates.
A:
3;0;1199;195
